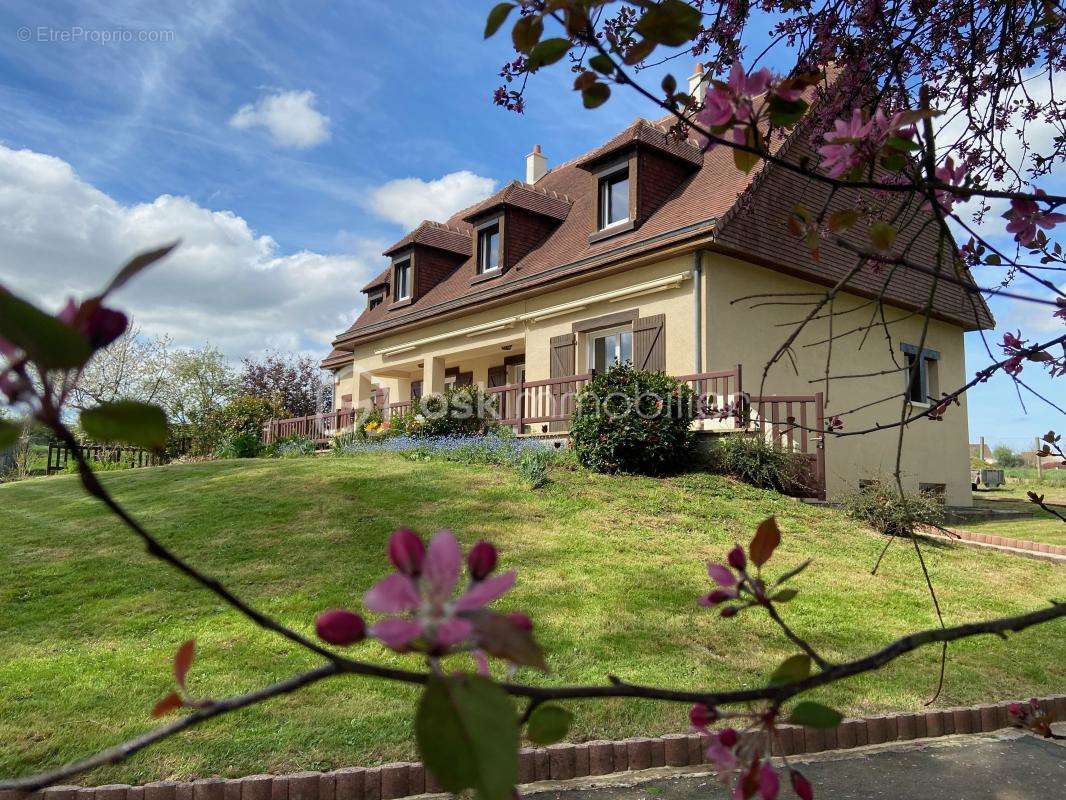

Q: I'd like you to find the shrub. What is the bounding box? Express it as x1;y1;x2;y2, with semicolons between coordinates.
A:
411;385;501;438
215;432;264;459
707;434;806;494
517;449;550;489
268;436;316;458
62;456;133;474
842;480;945;537
568;363;696;475
207;393;289;450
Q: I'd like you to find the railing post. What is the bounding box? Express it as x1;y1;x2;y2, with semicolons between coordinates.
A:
516;380;525;435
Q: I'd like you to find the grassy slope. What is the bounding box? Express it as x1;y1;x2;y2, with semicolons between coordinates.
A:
1;456;1063;785
969;484;1066;545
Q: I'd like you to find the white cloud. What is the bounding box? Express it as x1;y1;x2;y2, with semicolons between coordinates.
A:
366;171;497;229
0;144;375;360
229;89;331;149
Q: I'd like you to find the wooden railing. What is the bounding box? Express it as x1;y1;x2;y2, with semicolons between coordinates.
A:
266;367;745;443
748;392;826;500
264;409;357;444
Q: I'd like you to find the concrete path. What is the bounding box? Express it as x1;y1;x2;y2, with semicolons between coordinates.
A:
520;730;1065;800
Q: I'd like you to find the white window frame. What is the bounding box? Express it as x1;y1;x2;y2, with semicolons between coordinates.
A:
598;167;630;230
393;258;412;300
476;219;502;274
587;325;633;372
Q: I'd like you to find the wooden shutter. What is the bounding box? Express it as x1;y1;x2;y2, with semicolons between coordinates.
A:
411;380;423;399
456;371;474;387
487;365;507;387
633;314;666;372
549;333;577;432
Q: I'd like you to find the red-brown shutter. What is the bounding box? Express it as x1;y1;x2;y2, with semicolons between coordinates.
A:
549;333;577;432
633;314;666;372
456;371;474;387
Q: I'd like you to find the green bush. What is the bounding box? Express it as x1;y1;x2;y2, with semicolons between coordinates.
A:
517;449;550;489
268;436;316;458
61;457;133;474
568;363;696;475
215;432;264;459
410;385;501;438
208;393;288;448
842;480;945;537
707;434;806;494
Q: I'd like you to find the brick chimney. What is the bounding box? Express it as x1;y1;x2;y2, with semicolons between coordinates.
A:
688;62;705;104
525;144;548;184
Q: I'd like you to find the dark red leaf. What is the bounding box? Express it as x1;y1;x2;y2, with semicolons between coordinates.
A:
173;639;196;690
152;691;185;718
749;517;781;567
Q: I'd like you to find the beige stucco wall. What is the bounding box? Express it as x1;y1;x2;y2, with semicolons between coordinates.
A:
703;252;972;506
332;248;972;505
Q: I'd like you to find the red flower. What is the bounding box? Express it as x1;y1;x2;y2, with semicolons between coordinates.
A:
315;609;366;646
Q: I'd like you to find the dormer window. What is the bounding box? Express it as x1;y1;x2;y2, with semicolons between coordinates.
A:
368;288;385;310
393;258;411;300
477;221;501;274
598;167;630;229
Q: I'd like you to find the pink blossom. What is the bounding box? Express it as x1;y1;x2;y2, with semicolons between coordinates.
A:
928;156;968;213
707;561;739;587
690;702;717;730
388;528;425;576
57;297;128;351
705;739;738;773
758;762;779;800
789;769;814;800
363;529;516;652
728;60;771;104
694;60;775;152
467;540;498;581
817;109;868;178
1004;189;1066;245
315;609;366;646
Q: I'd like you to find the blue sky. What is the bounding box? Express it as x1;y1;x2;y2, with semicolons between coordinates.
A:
0;0;1060;444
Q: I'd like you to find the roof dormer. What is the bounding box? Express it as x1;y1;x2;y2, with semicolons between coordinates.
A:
576;118;702;243
461;181;570;284
381;221;471;306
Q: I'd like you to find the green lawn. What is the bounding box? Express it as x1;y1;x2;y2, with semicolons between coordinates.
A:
969;484;1066;546
2;456;1064;785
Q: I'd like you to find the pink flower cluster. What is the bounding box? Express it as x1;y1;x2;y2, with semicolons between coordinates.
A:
927;156;968;214
694;61;800;151
689;703;813;800
817;109;916;179
314;529;529;666
1004;189;1066;245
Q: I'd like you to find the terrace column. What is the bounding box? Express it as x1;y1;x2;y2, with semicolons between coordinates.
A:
424;356;446;396
394;376;412;402
353;368;373;410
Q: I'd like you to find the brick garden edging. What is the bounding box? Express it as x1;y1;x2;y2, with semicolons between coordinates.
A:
941;527;1066;557
7;695;1064;800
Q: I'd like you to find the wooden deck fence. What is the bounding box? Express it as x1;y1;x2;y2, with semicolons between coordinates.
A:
46;442;163;475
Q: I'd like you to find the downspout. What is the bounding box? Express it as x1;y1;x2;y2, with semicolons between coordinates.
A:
692;249;703;373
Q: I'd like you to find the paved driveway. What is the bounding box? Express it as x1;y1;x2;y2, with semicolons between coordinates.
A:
523;731;1065;800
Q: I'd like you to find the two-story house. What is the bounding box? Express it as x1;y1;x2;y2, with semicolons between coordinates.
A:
312;67;992;505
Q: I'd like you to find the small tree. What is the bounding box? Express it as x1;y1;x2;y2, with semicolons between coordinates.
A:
569;363;696;475
241;351;328;417
992;445;1024;468
68;319;171;411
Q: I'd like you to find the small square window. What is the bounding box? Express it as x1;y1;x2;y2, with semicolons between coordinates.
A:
598;168;630;229
902;344;940;404
588;326;633;372
368;290;384;310
393;259;411;300
477;222;500;274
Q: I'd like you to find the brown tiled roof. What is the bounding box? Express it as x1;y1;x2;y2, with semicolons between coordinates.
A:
325;103;992;364
461;180;572;222
382;220;472;257
574;118;704;169
322;347;350;368
361;268;390;293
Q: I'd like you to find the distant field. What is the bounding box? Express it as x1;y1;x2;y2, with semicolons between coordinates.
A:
2;456;1063;785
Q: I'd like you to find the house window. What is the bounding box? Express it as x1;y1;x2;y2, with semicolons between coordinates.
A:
477;222;501;274
588;326;633;372
393;259;411;300
902;343;940;404
368;290;384;310
598;168;630;229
